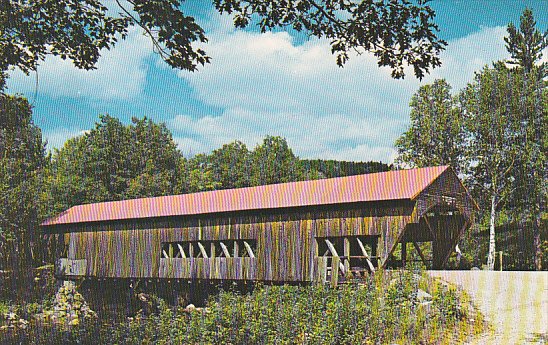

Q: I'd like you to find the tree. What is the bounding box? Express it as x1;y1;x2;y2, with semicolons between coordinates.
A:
125;117;183;198
181;153;222;193
50;115;184;211
460;65;524;270
1;0;446;82
300;159;390;178
208;141;252;189
250;136;306;186
395;79;466;174
396;9;547;269
0;93;48;268
508;66;547;270
504;8;547;75
504;9;547;270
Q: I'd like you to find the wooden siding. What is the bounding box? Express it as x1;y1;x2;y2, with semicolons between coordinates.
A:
57;202;415;282
414;169;476;221
48;169;475;283
414;170;475;268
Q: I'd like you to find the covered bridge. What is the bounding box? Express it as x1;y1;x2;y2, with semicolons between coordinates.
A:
42;166;476;285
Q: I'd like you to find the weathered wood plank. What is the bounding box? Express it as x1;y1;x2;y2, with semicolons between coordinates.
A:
54;196;469;281
243;241;255;258
331;256;340;287
325;239;345;275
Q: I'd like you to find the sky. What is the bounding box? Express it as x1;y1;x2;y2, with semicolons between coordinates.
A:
6;1;548;163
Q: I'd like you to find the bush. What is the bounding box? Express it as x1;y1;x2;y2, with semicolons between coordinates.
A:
0;270;485;345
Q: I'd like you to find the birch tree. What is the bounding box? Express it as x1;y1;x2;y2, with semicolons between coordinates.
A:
461;65;523;270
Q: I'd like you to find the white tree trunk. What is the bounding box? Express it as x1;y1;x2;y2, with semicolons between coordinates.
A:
486;194;496;270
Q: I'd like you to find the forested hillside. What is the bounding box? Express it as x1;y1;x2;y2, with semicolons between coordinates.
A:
0;111;389;271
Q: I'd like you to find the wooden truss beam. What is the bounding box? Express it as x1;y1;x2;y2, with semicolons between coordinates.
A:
324;239;346;275
197;242;209;258
243;241;255;258
423;215;436;240
219;242;231;257
441;220;470;267
177;244;187;258
356;237;375;273
412;241;428;266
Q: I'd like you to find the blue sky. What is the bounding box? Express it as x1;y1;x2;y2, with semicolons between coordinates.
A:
6;1;548;162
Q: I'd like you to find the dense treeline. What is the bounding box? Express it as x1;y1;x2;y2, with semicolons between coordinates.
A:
0;111;389;270
50;115;390;211
300;159;392;179
0;93;49;269
395;9;547;270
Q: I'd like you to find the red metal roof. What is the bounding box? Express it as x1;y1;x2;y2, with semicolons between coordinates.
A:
41;166;449;226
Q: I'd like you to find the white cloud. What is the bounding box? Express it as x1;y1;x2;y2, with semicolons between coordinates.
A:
7;28;153;100
169;21;511;163
8;9;512;162
423;26;509;89
43;128;87;150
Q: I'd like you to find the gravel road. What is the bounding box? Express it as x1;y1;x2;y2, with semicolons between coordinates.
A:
428;271;548;344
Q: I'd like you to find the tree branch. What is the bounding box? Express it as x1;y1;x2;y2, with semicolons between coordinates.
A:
115;0;171;61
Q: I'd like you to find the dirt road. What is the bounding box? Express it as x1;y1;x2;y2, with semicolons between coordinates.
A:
428;271;547;345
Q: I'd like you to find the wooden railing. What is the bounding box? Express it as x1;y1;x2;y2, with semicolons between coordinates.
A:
159;257;257;280
315;256;378;286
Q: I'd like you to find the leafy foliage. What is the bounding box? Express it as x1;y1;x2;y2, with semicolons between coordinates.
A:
214;0;446;79
0;0;129;74
209;141;252;189
180;153;222;193
504;8;548;75
250;136;307;185
300;159;391;179
461;65;523;211
50;115;185;212
507;64;547;270
0;93;48;268
0;271;485;344
395;8;547;270
1;0;445;80
395;79;466;174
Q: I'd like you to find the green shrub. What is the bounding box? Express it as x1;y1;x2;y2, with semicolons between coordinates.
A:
0;270;485;345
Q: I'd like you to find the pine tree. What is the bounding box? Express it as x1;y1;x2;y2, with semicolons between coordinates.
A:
504;8;547;75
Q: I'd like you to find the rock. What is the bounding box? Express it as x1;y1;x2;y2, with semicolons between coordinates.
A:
183;304;207;313
416;289;432;303
18;319;28;329
36;280;97;329
137;293;156;315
